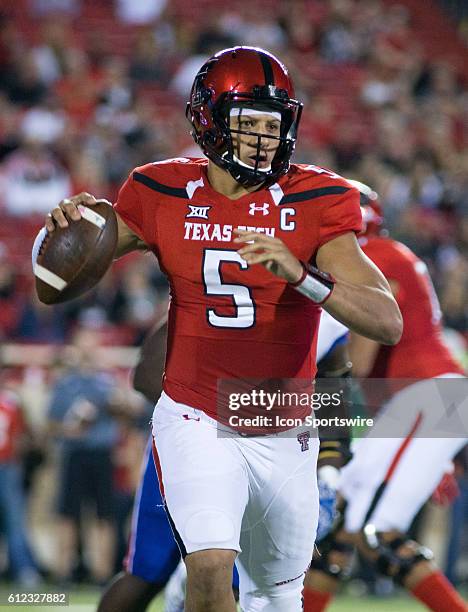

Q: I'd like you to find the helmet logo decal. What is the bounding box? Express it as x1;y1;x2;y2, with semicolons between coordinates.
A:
249;203;270;216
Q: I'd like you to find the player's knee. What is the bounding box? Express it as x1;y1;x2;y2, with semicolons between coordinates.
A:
185;549;235;599
310;527;354;580
359;525;434;584
309;547;353;581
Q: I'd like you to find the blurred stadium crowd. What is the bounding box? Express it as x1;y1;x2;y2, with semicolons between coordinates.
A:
0;0;467;595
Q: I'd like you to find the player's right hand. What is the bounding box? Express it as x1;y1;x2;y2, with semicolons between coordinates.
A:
45;193;107;232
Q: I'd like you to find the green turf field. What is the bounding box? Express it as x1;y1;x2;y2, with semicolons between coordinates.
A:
1;583;466;611
0;586;433;611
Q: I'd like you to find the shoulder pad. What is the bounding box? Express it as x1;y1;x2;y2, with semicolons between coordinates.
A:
278;164;355;205
132;158;206;200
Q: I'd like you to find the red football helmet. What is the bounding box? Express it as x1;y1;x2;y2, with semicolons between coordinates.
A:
346;179;384;238
186;46;303;187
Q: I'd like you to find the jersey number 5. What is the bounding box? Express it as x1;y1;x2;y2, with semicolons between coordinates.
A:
203;249;255;328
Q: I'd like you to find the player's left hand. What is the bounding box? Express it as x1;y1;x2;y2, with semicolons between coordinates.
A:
234;229;303;283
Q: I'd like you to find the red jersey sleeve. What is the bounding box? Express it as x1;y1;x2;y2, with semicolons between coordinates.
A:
360;239;406;306
113;173;147;245
318;187;362;248
361;240;396;279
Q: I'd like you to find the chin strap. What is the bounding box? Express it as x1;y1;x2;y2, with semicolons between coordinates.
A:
232;153;272;173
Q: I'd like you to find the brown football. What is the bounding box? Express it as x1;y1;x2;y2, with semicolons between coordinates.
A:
34;200;118;304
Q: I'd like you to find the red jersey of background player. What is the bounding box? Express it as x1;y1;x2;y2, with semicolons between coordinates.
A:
114;158;361;419
0;391;24;462
360;236;463;378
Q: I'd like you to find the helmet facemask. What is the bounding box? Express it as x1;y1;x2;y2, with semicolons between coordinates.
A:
227;106;283;176
188;86;302;188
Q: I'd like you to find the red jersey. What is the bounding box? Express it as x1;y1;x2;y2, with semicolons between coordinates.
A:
361;236;464;379
115;158;361;419
0;392;24;462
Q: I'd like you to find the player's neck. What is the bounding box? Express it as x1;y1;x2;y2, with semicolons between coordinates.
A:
206;162;263;200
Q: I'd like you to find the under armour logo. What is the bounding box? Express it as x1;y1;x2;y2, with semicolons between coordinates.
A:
186;205;211;220
249;203;270;216
297;431;310;452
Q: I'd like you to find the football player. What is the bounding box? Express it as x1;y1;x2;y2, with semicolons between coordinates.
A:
43;47;401;611
303;182;468;612
97;309;351;612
